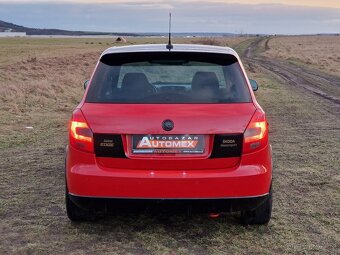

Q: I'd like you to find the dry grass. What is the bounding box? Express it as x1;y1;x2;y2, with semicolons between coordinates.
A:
0;44;98;149
190;36;253;47
0;37;339;254
262;35;340;77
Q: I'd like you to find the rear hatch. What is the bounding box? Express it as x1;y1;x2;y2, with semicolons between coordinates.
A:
82;103;256;170
82;49;255;170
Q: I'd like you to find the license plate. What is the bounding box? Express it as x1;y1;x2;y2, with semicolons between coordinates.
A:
132;135;205;154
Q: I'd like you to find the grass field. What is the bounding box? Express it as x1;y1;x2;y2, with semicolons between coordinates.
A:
262;35;340;77
0;36;339;254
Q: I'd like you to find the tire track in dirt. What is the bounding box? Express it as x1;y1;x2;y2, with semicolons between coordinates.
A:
241;38;340;255
244;37;340;107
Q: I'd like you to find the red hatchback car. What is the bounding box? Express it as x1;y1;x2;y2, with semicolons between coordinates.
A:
65;44;272;224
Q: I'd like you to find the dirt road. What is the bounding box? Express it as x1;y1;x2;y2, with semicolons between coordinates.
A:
244;37;340;106
243;37;340;254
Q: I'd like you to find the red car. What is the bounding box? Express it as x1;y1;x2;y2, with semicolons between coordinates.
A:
65;44;272;224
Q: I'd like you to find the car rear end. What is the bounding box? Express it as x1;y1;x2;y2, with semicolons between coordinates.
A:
65;44;272;224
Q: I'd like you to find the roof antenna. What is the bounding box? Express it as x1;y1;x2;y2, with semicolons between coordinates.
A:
166;13;173;51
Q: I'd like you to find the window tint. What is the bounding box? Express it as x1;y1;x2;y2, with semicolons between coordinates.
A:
86;52;251;104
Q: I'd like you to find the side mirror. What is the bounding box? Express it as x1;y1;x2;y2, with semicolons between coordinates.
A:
249;79;259;91
84;80;89;90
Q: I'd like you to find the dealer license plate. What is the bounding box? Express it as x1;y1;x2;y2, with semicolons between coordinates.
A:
132;134;205;154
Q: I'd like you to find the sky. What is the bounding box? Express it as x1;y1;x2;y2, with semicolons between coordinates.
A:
0;0;339;34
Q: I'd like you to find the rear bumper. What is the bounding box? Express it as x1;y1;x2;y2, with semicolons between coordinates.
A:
68;193;269;213
66;143;272;200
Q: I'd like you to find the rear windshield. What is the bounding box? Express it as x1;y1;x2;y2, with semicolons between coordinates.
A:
86;52;251;104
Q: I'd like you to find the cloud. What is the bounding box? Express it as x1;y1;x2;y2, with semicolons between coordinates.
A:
1;0;340;9
0;1;339;34
183;0;340;9
0;0;175;9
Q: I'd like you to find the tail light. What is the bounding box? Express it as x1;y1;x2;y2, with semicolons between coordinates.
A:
243;110;269;154
69;109;94;153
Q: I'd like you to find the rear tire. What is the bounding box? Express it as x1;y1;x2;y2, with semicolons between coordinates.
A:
240;186;272;225
66;193;98;221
